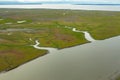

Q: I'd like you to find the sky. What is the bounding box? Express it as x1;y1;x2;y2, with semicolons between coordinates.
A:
0;0;120;4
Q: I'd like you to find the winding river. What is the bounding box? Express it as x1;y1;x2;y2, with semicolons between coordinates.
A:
32;27;96;52
72;28;96;42
32;40;58;53
0;26;120;80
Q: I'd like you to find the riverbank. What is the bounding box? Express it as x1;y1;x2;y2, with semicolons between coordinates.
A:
0;35;120;80
0;9;120;73
0;26;95;73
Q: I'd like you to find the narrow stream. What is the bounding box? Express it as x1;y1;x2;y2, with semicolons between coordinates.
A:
72;28;96;42
32;40;57;53
32;27;96;52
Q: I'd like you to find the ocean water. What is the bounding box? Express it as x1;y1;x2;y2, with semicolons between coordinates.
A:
0;4;120;11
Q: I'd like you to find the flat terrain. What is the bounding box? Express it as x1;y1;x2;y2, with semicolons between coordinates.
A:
0;9;120;72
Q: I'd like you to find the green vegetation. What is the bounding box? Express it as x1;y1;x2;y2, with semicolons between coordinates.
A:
0;9;120;72
116;76;120;80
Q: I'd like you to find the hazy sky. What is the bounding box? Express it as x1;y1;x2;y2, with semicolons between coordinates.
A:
1;0;120;3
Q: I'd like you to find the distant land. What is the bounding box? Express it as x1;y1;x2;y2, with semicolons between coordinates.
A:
0;1;42;5
74;4;120;6
0;1;120;5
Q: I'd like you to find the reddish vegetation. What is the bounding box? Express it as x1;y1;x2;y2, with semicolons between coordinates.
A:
0;50;24;58
53;28;75;42
54;33;75;42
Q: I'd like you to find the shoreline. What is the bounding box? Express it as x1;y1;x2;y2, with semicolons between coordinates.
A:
1;26;120;74
0;40;89;74
0;23;120;74
0;27;95;73
0;50;48;74
0;35;120;80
